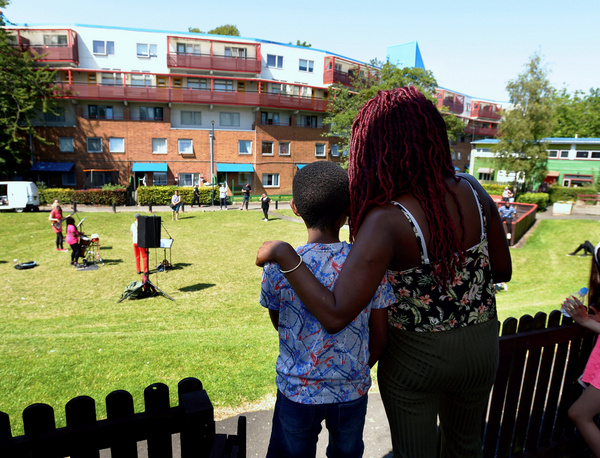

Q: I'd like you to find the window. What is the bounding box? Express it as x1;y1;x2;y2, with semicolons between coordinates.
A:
139;107;164;121
220;112;240;127
456;152;461;160
87;73;97;84
88;105;113;120
262;141;273;155
262;173;280;187
266;54;283;68
299;59;314;73
178;139;193;155
299;115;318;128
548;150;558;158
224;47;246;58
102;72;123;86
44;109;65;123
137;43;158;58
279;142;290;156
44;34;67;46
315;144;326;157
181;111;202;126
152;138;167;154
62;172;76;186
576;150;590;159
93;40;115;55
87;137;103;153
592;151;600;159
109;137;125;153
179;173;202;187
177;43;200;55
187;78;207;90
261;112;279;125
131;73;152;87
59;137;74;153
560;150;570;158
153;172;167;186
214;80;234;92
238;140;252;155
331;144;339;157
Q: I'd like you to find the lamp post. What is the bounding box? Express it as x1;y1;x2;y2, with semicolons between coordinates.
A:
210;121;215;206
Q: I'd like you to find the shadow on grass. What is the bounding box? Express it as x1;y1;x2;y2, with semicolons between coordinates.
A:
163;262;192;271
179;283;216;292
97;258;124;265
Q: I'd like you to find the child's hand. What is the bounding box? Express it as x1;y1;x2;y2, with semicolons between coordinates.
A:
562;296;590;324
256;241;287;267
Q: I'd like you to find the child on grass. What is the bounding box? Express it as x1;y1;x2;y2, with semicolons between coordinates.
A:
259;161;394;458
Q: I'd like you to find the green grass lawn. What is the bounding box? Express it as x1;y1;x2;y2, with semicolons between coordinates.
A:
0;209;597;434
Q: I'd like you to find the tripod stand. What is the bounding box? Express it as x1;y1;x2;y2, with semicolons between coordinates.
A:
117;250;174;302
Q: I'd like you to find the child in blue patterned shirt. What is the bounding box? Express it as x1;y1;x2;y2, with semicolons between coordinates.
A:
259;161;394;458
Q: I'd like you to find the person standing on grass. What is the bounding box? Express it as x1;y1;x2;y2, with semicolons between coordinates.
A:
219;183;228;210
563;242;600;457
259;161;394;458
261;193;271;221
65;216;83;267
191;185;200;207
49;200;68;252
131;213;148;275
171;190;181;220
240;182;251;210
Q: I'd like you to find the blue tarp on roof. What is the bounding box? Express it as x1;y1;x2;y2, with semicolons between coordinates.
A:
132;163;168;172
216;163;255;173
30;162;74;172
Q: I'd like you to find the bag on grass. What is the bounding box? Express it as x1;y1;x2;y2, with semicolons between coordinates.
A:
122;281;144;300
14;261;37;270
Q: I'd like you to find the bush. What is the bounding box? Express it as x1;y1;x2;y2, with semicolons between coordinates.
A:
547;185;597;204
516;192;549;211
39;188;127;206
136;186;229;206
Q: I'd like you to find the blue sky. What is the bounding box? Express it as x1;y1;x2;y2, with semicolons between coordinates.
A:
3;0;598;102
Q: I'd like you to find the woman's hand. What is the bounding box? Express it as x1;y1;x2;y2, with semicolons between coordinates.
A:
562;296;591;325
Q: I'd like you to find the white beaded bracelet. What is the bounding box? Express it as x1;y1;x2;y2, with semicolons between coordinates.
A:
279;254;303;274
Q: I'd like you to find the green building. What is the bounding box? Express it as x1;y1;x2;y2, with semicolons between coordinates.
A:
469;138;600;187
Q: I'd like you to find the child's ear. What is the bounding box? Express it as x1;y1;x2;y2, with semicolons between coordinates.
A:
290;198;301;217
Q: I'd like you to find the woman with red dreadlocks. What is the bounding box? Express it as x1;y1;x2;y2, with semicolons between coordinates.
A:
256;86;511;457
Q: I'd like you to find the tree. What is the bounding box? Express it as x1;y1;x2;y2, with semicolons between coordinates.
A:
324;60;463;160
188;25;240;36
290;40;311;48
493;53;556;190
0;1;62;176
552;88;600;137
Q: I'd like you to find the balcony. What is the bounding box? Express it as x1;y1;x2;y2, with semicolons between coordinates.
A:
467;123;498;137
7;29;79;66
56;83;328;112
323;56;378;88
436;90;465;114
167;53;261;74
471;101;502;120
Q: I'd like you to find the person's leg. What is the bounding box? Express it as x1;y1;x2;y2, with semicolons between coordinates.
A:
141;247;149;273
569;385;600;456
58;232;64;249
70;243;77;263
172;210;175;220
324;395;367;458
133;244;141;273
570;243;586;255
583;240;595;256
266;391;322;458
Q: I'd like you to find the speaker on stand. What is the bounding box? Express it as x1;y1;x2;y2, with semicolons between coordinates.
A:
118;216;174;302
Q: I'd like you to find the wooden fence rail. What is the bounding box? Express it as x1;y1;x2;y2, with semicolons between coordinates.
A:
0;377;246;458
483;310;596;457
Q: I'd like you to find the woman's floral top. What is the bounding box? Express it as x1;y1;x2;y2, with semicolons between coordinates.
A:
386;183;497;332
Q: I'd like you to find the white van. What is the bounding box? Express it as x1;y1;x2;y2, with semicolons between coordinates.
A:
0;181;40;212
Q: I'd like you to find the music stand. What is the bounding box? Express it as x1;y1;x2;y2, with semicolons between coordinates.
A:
117;216;174;303
159;238;173;271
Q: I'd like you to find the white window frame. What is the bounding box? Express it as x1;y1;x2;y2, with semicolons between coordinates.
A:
87;137;103;153
153;172;167;186
220;112;240;127
576;150;590;159
299;59;314;73
279;142;290;156
238;140;252;155
136;43;158;58
109;137;125;153
178;139;194;155
152;138;167;154
181;111;202;126
59;137;74;153
214;80;234;92
224;46;247;58
179;173;202;187
262;141;274;156
331;144;340;157
262;173;280;188
131;73;152;87
315;143;326;157
93;40;115;56
266;54;283;69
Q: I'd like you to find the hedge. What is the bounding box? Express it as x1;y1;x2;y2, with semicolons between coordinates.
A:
547;185;598;204
516;192;550;211
40;188;127;206
136;186;230;206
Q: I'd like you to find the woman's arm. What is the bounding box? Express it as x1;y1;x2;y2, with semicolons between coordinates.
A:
368;309;389;367
563;297;600;333
457;174;512;283
257;207;397;334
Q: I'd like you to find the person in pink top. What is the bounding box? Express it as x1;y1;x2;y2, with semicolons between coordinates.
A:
65;216;83;267
562;241;600;456
49;200;68;252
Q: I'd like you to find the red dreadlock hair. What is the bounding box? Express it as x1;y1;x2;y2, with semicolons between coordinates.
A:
348;86;466;283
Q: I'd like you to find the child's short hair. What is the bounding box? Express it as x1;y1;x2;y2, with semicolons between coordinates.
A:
292;161;349;230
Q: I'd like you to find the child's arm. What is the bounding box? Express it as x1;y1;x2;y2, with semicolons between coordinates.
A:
563;297;600;333
368;309;388;367
268;309;279;331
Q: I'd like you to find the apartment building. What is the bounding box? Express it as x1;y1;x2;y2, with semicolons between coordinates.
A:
7;24;376;195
